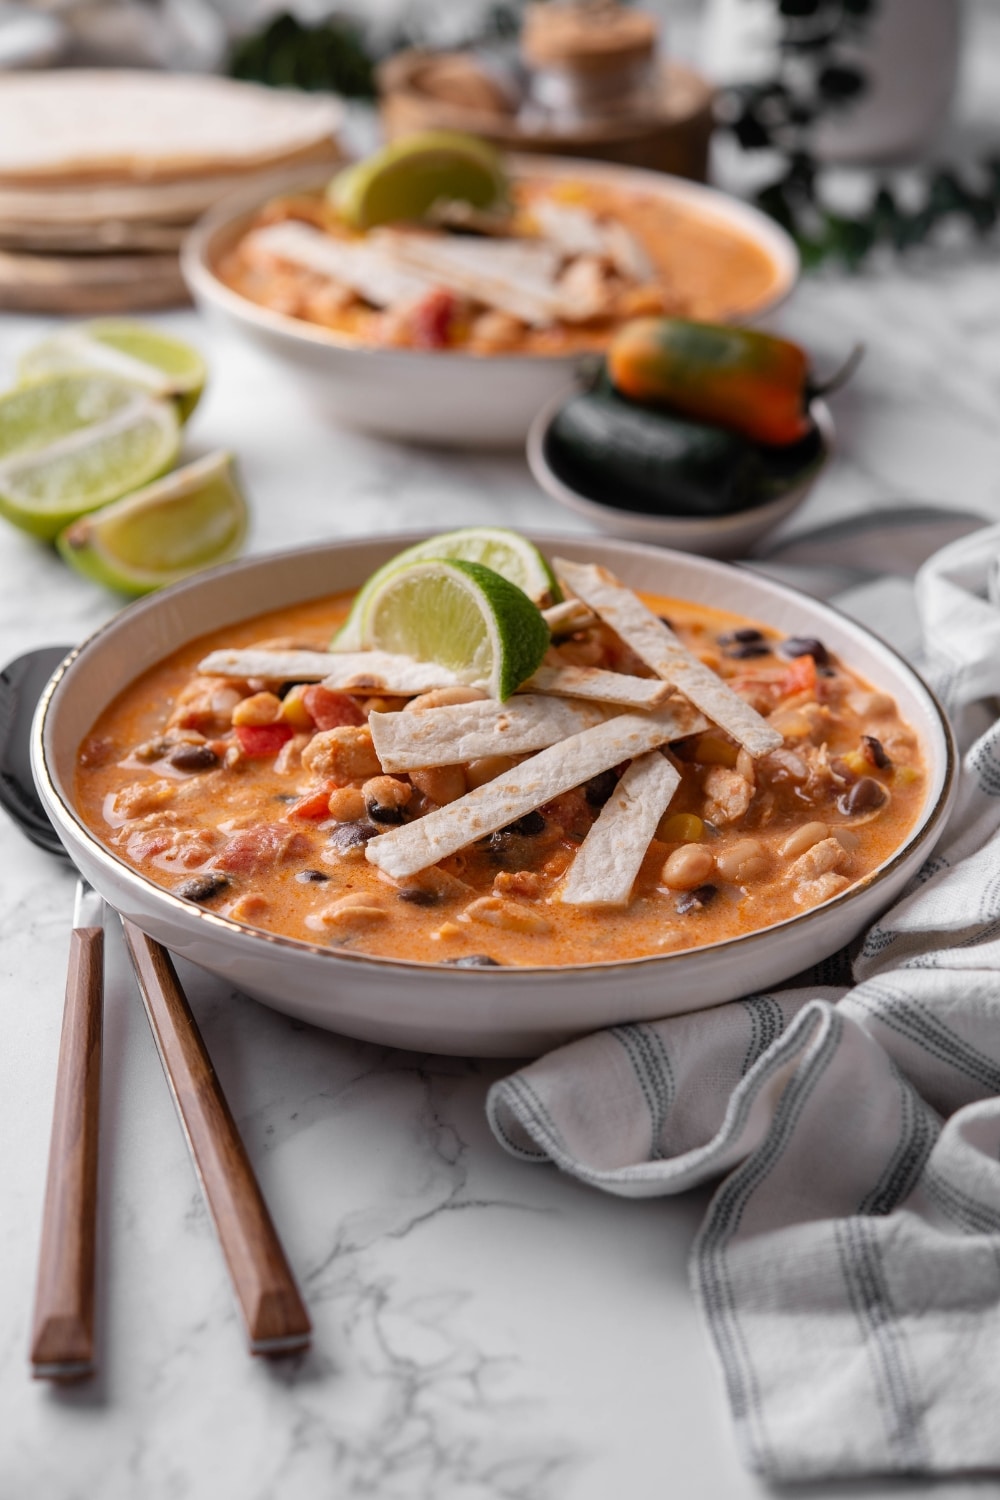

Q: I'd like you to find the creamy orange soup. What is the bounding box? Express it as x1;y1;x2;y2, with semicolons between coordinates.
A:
73;591;926;968
217;176;781;355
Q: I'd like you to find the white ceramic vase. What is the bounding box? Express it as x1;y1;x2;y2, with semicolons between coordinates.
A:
701;0;962;162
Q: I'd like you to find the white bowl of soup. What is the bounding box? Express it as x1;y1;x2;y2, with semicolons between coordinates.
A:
34;533;955;1057
181;157;799;448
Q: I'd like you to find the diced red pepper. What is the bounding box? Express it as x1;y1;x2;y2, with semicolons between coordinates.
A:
301;685;365;731
234;723;294;757
408;288;457;350
288;780;338;820
777;653;817;700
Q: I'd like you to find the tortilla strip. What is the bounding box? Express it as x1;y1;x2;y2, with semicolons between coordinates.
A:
540;598;597;633
554;559;782;758
527;662;676;710
369;694;609;772
365;705;695;879
557;752;680;907
243;223;430;308
197;648;460;694
375;231;567;327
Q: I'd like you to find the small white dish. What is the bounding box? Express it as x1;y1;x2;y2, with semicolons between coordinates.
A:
181;155;799;449
527;389;833;559
33;533;955;1057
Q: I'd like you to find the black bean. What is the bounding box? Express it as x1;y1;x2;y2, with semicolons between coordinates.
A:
720;627;764;645
838;777;889;816
296;869;329;884
781;636;830;667
176;873;229;903
584;769;617;808
862;734;891;769
365;801;405;825
168;743;219;772
398;887;440;907
675;883;717;915
444;954;501;968
725;642;772;660
328;820;378;852
507;810;545;836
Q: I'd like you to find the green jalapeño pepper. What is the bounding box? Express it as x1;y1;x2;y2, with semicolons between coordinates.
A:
607;317;861;448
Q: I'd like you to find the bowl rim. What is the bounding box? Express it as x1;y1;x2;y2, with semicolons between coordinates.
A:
180;152;800;365
34;532;957;984
526;385;834;539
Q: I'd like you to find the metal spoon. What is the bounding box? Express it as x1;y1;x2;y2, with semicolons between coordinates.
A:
0;648;312;1371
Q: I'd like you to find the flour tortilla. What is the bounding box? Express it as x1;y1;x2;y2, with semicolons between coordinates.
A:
527;662;676;710
369;694;609;772
557;751;679;907
244;222;429;308
554;559;782;758
365;704;696;879
0;73;342;185
374;230;569;326
197;647;461;694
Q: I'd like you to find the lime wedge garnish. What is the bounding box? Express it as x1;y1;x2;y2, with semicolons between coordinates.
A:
328;130;507;231
334;527;561;650
0;374;181;541
56;451;247;596
18;320;207;421
360;558;549;701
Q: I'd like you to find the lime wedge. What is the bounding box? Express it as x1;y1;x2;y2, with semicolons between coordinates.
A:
0;374;181;541
329;130;507;232
56;451;247;596
19;321;207;421
360;558;549;701
334;527;561;650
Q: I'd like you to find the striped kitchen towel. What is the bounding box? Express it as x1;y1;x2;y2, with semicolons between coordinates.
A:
487;521;1000;1482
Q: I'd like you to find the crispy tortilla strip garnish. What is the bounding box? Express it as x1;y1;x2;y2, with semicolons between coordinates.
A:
197;648;460;693
369;694;609;772
365;705;694;879
554;559;782;758
243;222;430;308
526;662;677;710
557;751;680;907
540;598;597;633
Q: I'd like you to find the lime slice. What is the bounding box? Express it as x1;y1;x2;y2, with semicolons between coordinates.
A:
18;321;207;421
334;527;561;650
0;374;181;541
56;451;247;596
329;130;506;232
360;558;549;701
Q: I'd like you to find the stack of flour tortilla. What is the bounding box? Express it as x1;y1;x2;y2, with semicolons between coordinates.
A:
0;70;342;313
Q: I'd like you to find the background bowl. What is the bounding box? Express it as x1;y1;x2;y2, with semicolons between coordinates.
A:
527;391;834;558
33;533;954;1057
181;156;799;448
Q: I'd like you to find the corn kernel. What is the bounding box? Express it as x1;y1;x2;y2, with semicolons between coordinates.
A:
280;689;314;731
892;764;920;785
692;732;739;769
840;749;870;777
657;812;705;844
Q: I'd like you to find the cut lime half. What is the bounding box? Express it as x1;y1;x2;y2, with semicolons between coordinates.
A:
328;130;507;232
360;558;549;701
19;321;207;421
0;374;181;541
56;451;248;596
334;527;561;650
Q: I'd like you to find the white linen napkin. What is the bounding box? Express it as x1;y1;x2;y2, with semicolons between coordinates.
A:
487;521;1000;1483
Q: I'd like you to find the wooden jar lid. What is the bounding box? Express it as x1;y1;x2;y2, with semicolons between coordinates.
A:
521;3;658;76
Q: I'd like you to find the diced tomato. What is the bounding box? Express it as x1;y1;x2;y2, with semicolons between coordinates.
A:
212;824;312;875
777;653;817;700
301;685;365;731
408;288;457;350
234;723;294;757
288;780;338;820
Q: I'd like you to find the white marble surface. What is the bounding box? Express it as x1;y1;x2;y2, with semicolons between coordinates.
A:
5;68;1000;1500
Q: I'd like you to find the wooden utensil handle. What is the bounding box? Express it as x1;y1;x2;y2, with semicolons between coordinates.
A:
30;926;103;1380
121;921;311;1355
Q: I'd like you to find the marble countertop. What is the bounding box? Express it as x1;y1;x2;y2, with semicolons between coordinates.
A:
4;150;1000;1500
